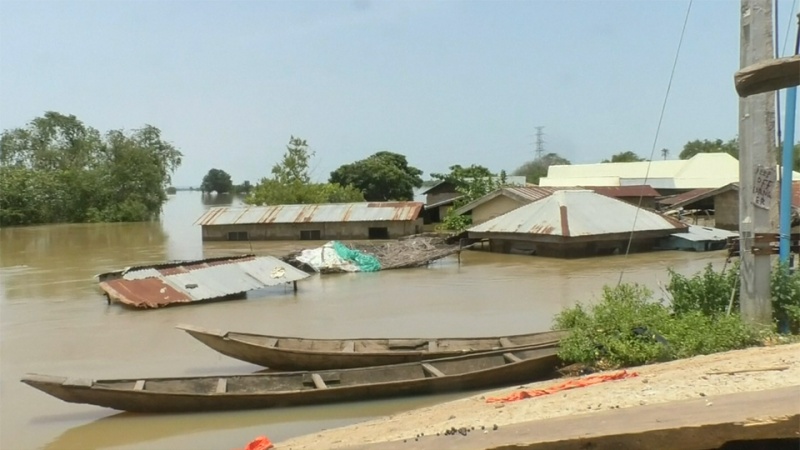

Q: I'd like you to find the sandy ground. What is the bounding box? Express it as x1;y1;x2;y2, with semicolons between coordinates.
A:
277;342;800;449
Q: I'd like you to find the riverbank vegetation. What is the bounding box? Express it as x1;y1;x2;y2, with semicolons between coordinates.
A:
0;112;182;226
554;263;800;370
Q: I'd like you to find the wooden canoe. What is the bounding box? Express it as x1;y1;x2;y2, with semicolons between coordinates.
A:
21;344;562;413
176;323;567;370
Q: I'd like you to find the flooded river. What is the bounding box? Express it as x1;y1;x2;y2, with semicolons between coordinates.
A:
0;192;728;450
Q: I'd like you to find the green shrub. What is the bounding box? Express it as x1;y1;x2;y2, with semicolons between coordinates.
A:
666;262;739;316
554;281;765;370
771;263;800;333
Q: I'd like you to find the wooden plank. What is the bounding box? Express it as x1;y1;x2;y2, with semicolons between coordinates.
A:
133;380;146;391
342;341;355;353
388;339;427;349
216;378;227;393
311;373;327;389
499;338;514;348
503;352;522;363
427;340;438;353
735;55;800;97
264;338;278;348
421;363;445;378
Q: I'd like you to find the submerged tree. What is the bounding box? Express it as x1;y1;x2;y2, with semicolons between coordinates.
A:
201;168;234;194
511;153;571;184
329;151;423;201
0;112;182;226
246;136;364;206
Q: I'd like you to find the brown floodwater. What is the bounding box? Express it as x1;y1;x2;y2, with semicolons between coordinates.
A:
0;192;728;450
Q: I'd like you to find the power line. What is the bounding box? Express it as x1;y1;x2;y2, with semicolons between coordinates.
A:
617;0;693;286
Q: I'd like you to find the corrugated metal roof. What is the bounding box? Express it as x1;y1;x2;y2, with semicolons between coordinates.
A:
540;153;800;189
467;190;686;237
670;225;738;242
660;184;739;210
453;185;659;216
194;202;423;226
453;186;566;216
98;255;310;308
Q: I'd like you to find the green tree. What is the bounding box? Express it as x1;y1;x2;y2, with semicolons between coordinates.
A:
511;153;571;184
235;180;253;194
201;168;234;194
432;165;514;231
330;151;423;201
679;138;739;160
0;112;182;226
246;136;365;206
602;151;645;163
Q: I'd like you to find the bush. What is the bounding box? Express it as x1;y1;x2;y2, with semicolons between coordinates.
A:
666;262;739;316
771;263;800;333
554;280;766;370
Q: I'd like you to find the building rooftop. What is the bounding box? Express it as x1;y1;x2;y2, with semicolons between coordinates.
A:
468;190;686;237
195;202;424;226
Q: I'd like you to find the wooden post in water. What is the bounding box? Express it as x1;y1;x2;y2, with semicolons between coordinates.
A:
738;0;777;325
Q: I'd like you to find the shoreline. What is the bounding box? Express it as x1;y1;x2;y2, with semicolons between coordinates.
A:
276;342;800;449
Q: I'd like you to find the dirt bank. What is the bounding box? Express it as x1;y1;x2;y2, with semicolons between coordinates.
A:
276;342;800;449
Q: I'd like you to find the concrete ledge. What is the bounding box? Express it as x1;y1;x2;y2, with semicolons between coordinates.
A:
338;386;800;450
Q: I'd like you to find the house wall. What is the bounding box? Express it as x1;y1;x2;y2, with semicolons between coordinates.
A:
201;220;423;241
472;197;525;225
484;236;666;258
714;190;739;230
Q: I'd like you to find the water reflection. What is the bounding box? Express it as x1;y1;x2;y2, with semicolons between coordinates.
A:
43;390;483;450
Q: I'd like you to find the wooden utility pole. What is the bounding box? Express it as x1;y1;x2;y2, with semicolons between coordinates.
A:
738;0;777;325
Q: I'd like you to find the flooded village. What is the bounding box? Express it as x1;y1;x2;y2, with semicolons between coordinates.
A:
3;1;800;450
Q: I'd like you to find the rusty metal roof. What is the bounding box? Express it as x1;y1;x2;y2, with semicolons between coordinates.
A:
468;190;687;237
98;255;310;308
194;202;423;226
659;184;739;210
453;186;566;216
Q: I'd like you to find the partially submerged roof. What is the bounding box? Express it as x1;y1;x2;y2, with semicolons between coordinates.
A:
660;183;739;210
468;190;686;237
670;225;738;243
454;186;564;216
195;202;423;226
98;255;310;308
454;185;660;216
540;153;800;189
424;195;463;210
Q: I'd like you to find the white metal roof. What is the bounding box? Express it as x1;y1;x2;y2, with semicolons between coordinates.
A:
539;153;800;189
195;202;423;226
468;190;686;236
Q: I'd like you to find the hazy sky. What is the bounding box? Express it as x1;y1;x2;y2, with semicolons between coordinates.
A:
2;0;799;187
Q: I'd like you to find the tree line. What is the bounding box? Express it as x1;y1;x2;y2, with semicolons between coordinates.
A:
0;112;182;227
4;111;797;227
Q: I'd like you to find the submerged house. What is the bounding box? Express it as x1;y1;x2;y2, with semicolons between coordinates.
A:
196;202;424;241
657;183;740;230
454;185;660;226
466;190;687;258
418;176;526;224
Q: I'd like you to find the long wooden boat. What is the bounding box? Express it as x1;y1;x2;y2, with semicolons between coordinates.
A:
176;323;567;370
21;344;561;413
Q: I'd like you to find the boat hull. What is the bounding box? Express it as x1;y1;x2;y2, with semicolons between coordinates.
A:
177;324;566;370
21;346;561;413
